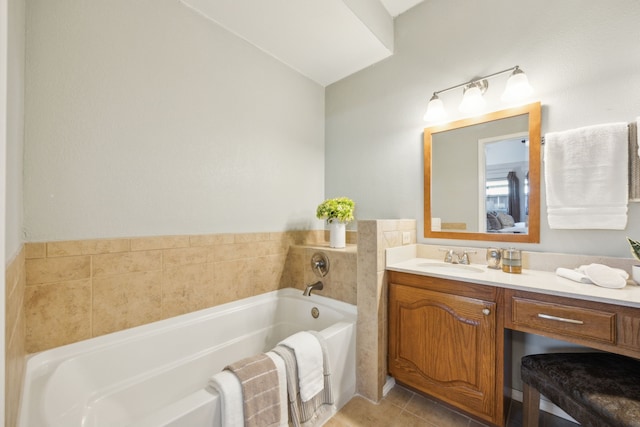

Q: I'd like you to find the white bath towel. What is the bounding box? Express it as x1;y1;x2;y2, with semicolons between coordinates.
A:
265;351;289;427
629;120;640;201
272;335;333;427
207;370;244;427
279;331;324;402
544;122;629;229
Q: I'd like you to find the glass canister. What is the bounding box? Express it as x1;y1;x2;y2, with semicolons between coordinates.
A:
501;248;522;274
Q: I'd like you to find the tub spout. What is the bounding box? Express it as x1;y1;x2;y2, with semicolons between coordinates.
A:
303;281;324;296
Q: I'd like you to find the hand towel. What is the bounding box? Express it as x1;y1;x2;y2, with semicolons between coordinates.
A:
279;331;324;402
225;353;281;427
265;352;288;427
207;370;244;427
577;264;629;280
544;122;629;229
582;263;627;289
555;267;591;283
556;265;629;287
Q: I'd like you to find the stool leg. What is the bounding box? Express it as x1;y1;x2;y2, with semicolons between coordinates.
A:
522;382;541;427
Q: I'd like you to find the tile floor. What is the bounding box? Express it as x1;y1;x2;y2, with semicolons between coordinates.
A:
325;384;579;427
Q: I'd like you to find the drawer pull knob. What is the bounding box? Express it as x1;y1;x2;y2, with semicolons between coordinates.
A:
537;313;584;324
482;308;491;315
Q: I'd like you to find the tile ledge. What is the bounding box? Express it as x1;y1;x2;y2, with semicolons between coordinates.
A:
292;243;358;253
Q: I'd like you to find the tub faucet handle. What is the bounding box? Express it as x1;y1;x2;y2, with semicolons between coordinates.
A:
311;253;330;277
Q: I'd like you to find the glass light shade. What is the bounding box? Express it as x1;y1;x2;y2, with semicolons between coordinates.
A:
423;95;446;122
458;85;486;114
502;70;533;102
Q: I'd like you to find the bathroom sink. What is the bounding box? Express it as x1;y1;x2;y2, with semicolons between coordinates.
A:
417;262;485;274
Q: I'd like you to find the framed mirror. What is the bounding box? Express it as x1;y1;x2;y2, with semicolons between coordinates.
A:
424;102;541;243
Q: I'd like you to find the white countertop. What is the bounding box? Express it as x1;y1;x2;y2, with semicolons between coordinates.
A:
386;246;640;309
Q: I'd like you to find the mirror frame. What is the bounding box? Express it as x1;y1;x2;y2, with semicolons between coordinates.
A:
424;101;541;243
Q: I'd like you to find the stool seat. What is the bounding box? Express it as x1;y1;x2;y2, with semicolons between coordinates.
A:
521;353;640;427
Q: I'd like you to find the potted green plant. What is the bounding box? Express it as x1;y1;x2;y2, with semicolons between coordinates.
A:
627;237;640;284
316;197;355;248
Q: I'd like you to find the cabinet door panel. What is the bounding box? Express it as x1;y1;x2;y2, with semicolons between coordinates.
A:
389;283;496;421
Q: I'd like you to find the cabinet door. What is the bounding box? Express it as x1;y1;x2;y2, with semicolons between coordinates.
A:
389;283;497;422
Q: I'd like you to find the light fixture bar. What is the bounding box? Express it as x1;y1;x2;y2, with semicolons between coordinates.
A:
432;66;520;97
423;65;533;122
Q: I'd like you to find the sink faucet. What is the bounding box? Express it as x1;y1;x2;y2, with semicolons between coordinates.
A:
443;249;455;263
442;249;476;265
303;281;324;296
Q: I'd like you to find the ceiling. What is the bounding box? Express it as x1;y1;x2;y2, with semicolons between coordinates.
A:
179;0;425;86
379;0;424;18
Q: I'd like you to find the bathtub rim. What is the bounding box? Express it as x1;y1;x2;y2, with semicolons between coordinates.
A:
25;287;356;366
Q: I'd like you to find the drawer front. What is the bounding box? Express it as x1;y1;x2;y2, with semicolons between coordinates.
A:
511;297;616;344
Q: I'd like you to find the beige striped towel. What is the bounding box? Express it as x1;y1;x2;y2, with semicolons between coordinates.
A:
225;353;281;427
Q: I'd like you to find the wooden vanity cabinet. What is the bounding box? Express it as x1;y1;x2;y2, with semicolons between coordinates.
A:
388;271;507;426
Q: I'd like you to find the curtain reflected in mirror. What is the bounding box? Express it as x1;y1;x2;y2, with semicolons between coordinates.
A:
507;171;520;222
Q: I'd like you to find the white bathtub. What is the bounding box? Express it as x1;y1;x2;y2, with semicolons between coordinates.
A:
18;288;357;427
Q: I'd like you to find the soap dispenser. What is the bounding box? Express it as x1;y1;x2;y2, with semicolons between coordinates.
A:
486;247;501;269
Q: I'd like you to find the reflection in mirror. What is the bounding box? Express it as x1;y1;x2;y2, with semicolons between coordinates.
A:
424;102;541;243
481;133;529;233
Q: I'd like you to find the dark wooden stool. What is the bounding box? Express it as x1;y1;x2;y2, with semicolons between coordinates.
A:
521;353;640;427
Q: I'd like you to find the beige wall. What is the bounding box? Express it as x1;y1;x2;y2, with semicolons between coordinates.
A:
5;248;26;427
24;0;325;242
287;244;357;305
23;231;344;353
357;219;416;401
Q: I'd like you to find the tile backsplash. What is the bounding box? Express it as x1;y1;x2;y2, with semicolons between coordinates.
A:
23;230;360;353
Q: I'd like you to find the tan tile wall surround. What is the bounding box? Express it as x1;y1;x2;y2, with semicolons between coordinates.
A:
23;230;334;354
287;244;358;305
24;230;336;353
356;219;417;402
6;246;26;427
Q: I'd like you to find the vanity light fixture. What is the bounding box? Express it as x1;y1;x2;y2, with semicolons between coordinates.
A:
423;65;533;122
458;80;488;114
502;67;534;101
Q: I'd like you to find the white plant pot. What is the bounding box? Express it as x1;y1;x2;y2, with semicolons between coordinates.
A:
633;265;640;285
329;221;346;248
